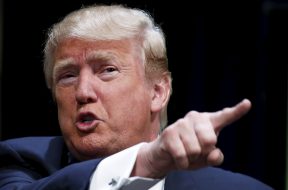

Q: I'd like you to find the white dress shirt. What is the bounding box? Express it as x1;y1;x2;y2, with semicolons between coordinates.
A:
89;143;165;190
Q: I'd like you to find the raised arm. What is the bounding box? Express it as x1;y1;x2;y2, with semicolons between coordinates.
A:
132;99;252;178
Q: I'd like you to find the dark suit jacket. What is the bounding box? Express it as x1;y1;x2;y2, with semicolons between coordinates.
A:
0;136;273;190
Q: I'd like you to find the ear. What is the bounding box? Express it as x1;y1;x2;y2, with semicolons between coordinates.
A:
150;74;172;113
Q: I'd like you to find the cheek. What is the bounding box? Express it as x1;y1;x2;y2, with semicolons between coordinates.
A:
108;78;149;106
106;82;152;127
55;88;76;110
55;89;76;127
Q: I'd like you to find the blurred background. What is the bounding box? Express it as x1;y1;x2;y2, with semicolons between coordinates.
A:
0;0;287;189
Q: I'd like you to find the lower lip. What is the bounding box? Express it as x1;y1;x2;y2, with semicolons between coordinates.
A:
75;120;99;133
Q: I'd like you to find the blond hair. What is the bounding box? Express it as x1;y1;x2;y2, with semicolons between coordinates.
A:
43;4;172;130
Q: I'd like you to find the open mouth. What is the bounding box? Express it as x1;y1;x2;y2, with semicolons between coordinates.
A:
78;113;96;123
75;112;100;132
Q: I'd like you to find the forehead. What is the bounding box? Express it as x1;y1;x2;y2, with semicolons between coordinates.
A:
54;38;138;61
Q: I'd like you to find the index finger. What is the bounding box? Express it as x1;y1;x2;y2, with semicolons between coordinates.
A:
209;99;252;133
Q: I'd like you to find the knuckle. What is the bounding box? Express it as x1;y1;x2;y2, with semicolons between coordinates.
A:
162;126;174;137
222;107;231;113
189;146;202;156
186;111;199;118
171;118;189;130
175;118;186;126
202;137;217;149
174;152;186;160
204;136;217;146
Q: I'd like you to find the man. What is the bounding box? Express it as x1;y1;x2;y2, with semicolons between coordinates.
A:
0;4;273;190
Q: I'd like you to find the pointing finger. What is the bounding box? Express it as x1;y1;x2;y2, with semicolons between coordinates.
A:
209;99;252;133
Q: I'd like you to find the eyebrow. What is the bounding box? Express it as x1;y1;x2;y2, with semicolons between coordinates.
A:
53;58;76;80
86;51;118;63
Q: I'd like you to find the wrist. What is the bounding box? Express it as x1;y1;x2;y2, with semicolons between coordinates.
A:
131;142;167;179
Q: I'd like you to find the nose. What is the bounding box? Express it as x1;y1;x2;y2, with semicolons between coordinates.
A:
75;71;98;105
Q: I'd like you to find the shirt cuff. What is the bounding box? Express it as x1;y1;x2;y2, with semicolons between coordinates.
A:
89;142;161;190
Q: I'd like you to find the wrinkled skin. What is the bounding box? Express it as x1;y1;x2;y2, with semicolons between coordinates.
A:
52;38;162;160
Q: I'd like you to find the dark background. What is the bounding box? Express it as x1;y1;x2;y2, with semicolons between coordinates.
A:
1;0;287;189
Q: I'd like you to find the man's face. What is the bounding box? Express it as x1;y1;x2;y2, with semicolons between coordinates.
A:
52;38;158;160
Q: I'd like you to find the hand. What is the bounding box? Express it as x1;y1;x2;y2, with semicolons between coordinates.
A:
132;99;252;178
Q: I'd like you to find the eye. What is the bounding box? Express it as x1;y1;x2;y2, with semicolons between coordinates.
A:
99;66;119;80
103;67;117;73
55;72;77;86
